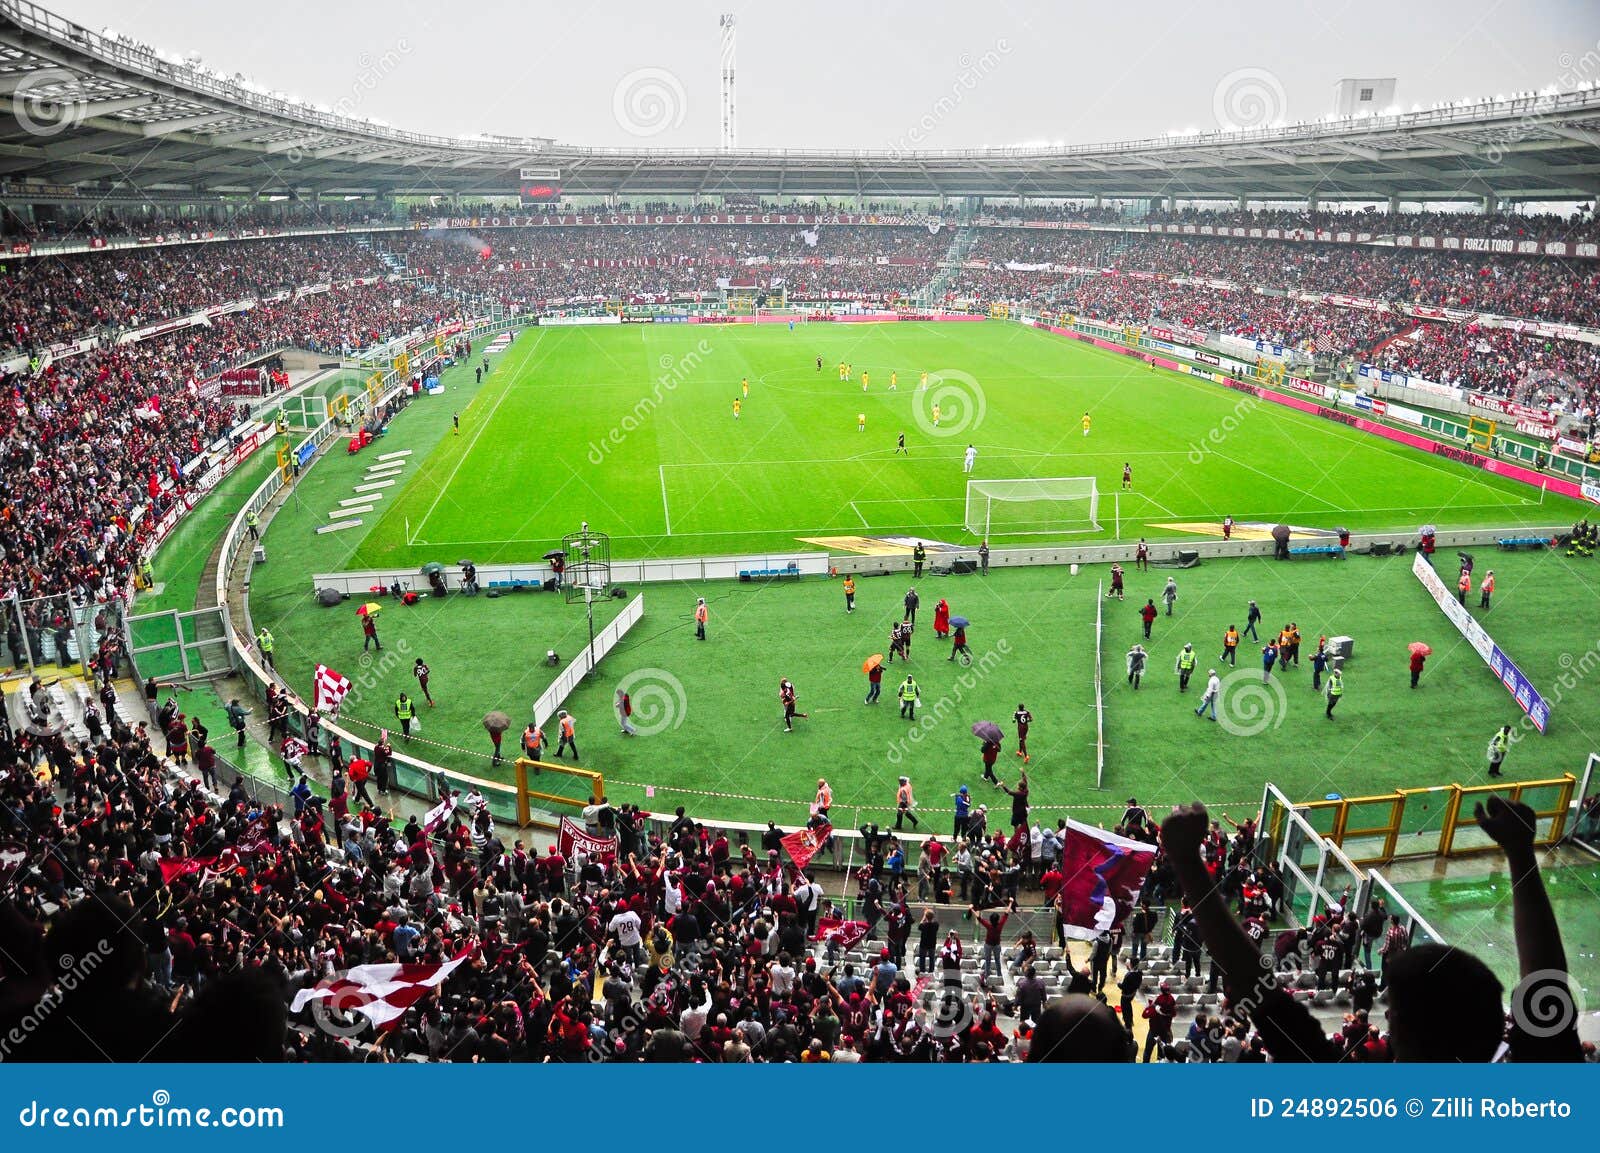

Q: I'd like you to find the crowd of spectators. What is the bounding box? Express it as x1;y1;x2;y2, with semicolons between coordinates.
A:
1143;204;1600;244
1;237;393;354
1371;323;1600;410
0;709;1586;1064
3;204;399;247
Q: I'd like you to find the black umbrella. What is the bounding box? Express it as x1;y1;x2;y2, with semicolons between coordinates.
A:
543;549;567;561
971;721;1003;743
1270;524;1291;545
421;561;445;576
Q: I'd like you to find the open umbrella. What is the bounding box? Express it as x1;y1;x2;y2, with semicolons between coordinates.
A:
482;711;512;736
971;721;1003;744
948;615;970;629
357;602;382;617
421;562;445;576
1270;524;1291;545
862;653;883;673
1408;642;1433;657
543;549;567;561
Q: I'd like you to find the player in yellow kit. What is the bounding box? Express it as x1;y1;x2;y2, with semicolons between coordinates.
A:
862;371;869;392
1082;411;1092;437
741;377;749;398
931;403;942;427
838;360;847;381
919;371;928;390
889;371;898;390
732;397;741;419
858;412;866;432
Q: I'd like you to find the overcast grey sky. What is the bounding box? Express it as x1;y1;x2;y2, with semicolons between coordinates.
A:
49;0;1600;150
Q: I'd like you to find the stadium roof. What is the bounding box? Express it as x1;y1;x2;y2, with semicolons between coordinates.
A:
3;0;1600;204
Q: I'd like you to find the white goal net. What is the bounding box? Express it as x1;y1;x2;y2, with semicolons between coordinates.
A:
964;477;1101;538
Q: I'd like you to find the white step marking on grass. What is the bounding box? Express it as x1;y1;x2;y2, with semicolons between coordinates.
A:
366;463;405;475
354;480;396;493
659;465;672;536
366;467;406;479
318;519;363;534
334;505;374;517
340;495;381;507
376;450;412;461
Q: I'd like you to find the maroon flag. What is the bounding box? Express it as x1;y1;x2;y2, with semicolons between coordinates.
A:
1056;819;1156;941
557;816;618;863
810;916;868;951
158;857;215;883
781;822;831;871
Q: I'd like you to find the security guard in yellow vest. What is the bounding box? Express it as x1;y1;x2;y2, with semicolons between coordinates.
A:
1175;643;1198;692
1324;668;1344;719
255;626;274;670
394;692;416;740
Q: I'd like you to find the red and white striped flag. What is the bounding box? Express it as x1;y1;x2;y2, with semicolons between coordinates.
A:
290;945;475;1032
314;664;352;715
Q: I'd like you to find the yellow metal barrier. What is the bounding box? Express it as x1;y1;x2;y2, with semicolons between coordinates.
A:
512;757;606;827
1296;775;1576;864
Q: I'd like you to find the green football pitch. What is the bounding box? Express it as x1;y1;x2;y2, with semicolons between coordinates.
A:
342;321;1588;569
246;319;1600;827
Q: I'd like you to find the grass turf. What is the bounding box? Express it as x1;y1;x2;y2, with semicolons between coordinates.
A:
245;320;1600;826
341;321;1589;568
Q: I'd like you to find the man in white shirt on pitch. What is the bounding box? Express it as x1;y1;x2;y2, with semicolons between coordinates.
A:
963;444;977;473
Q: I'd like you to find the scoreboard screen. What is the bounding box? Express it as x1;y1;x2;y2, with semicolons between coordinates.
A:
520;181;562;204
520;168;562;205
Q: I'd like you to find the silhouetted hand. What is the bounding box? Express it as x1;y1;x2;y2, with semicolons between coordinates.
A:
1475;794;1537;856
1160;802;1210;862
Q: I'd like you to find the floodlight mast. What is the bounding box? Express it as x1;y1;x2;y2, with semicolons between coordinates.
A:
719;14;737;150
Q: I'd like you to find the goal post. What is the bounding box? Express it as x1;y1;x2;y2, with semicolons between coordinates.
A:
963;477;1101;538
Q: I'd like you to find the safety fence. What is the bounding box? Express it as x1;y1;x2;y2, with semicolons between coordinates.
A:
1572;753;1600;859
1290;774;1577;865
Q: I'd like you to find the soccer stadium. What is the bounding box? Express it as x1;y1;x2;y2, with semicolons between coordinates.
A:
0;0;1598;1088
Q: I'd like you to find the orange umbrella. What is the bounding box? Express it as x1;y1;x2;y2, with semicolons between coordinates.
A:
862;653;884;673
1408;642;1432;657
